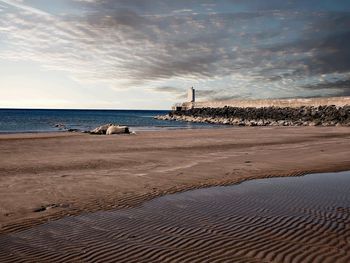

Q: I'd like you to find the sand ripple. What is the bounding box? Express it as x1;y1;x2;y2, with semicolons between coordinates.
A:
1;171;350;262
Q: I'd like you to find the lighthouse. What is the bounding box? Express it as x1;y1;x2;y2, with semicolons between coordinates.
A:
188;87;195;103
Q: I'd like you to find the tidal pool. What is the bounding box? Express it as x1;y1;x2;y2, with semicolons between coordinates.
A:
1;171;350;262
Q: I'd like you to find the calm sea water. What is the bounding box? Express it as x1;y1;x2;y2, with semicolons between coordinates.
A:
0;109;218;133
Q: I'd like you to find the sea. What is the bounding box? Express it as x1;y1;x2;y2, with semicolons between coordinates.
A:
0;109;218;133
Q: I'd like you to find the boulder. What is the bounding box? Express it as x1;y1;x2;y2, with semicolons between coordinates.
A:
90;123;112;134
106;125;130;135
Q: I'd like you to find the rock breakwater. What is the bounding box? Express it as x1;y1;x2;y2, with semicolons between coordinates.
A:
155;105;350;126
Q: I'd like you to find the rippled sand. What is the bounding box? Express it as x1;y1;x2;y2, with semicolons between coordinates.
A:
1;127;350;234
1;171;350;262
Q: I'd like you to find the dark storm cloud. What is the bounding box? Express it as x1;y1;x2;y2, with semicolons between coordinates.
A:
74;9;290;82
1;0;350;100
77;11;262;80
85;9;149;28
262;29;350;77
76;4;350;86
76;0;350;13
227;0;350;12
303;79;350;96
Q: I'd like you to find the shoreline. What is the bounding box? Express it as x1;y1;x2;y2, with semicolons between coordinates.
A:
1;127;350;234
0;125;228;135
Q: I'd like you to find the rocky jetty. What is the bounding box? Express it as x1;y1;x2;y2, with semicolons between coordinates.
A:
155;105;350;127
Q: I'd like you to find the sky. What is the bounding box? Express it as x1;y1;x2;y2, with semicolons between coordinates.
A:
0;0;350;109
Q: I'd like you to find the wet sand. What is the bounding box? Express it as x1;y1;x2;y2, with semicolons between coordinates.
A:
1;171;350;262
1;127;350;235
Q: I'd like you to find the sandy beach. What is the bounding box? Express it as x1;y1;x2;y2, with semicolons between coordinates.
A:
1;126;350;235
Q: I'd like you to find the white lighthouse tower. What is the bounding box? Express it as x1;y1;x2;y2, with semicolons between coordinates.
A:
188;87;195;103
172;87;196;111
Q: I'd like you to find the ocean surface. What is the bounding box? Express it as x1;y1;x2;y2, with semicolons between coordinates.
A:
0;109;219;133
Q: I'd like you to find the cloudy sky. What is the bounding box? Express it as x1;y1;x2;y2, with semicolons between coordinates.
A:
0;0;350;109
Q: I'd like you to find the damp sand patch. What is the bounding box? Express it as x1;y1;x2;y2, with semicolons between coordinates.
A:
1;171;350;262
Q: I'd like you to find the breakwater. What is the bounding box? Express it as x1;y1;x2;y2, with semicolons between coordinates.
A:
180;96;350;110
156;105;350;126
